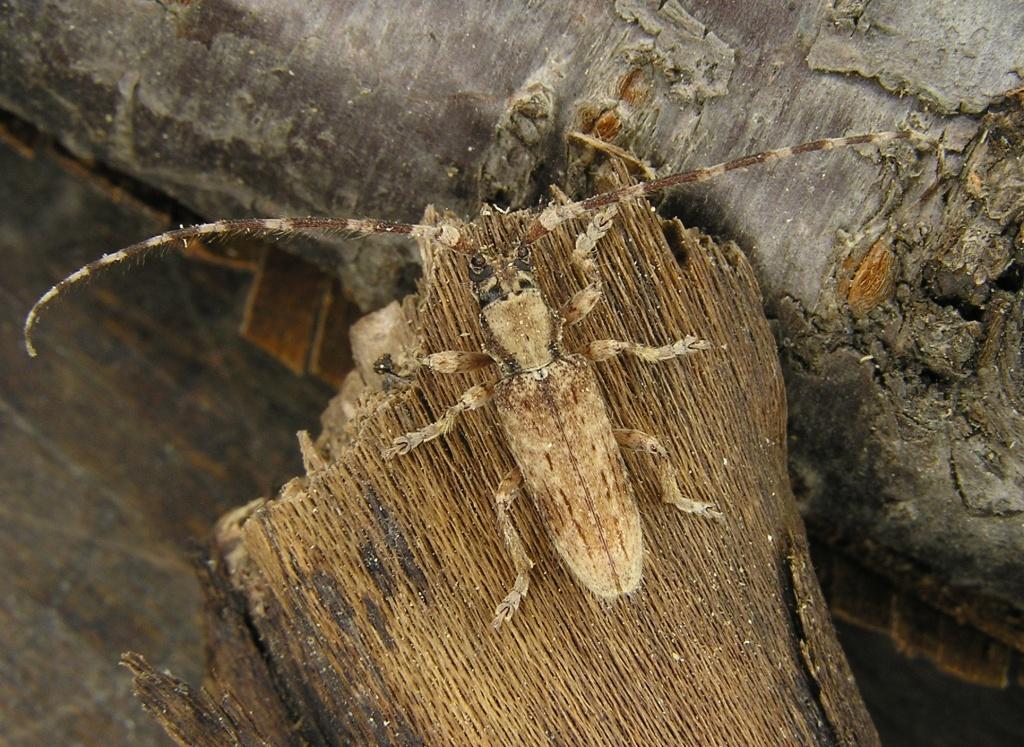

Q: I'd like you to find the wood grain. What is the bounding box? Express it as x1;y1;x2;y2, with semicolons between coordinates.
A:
127;177;877;744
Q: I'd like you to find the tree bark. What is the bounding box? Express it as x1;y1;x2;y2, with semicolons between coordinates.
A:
3;0;1022;742
4;1;1020;626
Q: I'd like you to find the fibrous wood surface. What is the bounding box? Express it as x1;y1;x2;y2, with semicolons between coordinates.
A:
125;179;877;744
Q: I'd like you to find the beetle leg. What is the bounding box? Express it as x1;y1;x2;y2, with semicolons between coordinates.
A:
383;382;494;459
613;428;723;521
375;350;493;379
491;467;535;629
560;284;602;327
560;206;618;327
581;334;711;363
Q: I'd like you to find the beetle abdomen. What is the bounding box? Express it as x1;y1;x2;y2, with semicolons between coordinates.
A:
494;355;642;598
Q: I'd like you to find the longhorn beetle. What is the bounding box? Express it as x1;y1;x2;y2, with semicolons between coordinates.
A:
24;130;923;628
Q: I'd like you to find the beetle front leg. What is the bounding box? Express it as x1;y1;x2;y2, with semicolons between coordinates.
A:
560;285;603;327
581;334;711;364
383;382;494;459
613;429;723;521
491;467;535;629
375;350;494;379
560;206;618;327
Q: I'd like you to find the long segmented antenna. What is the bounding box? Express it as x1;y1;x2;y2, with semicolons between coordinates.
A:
25;129;928;356
524;131;925;244
24;216;464;356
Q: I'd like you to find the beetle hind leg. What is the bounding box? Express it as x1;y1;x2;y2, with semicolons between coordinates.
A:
613;429;723;521
491;467;534;629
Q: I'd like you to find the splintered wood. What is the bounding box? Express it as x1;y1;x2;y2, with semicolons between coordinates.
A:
128;183;878;745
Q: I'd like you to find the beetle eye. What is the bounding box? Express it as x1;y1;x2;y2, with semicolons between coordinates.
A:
469;254;486;273
480;283;504;307
516;244;531;262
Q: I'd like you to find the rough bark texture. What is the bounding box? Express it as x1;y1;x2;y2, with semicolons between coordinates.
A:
0;136;330;745
3;0;1023;743
127;182;878;744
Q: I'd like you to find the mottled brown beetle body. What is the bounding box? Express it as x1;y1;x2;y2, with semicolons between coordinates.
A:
468;239;647;599
376;219;717;625
494;354;643;598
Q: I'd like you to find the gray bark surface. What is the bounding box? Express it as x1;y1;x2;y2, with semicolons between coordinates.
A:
2;0;1022;742
0;139;331;745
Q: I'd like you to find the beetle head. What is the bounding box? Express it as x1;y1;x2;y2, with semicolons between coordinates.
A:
468;242;560;374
